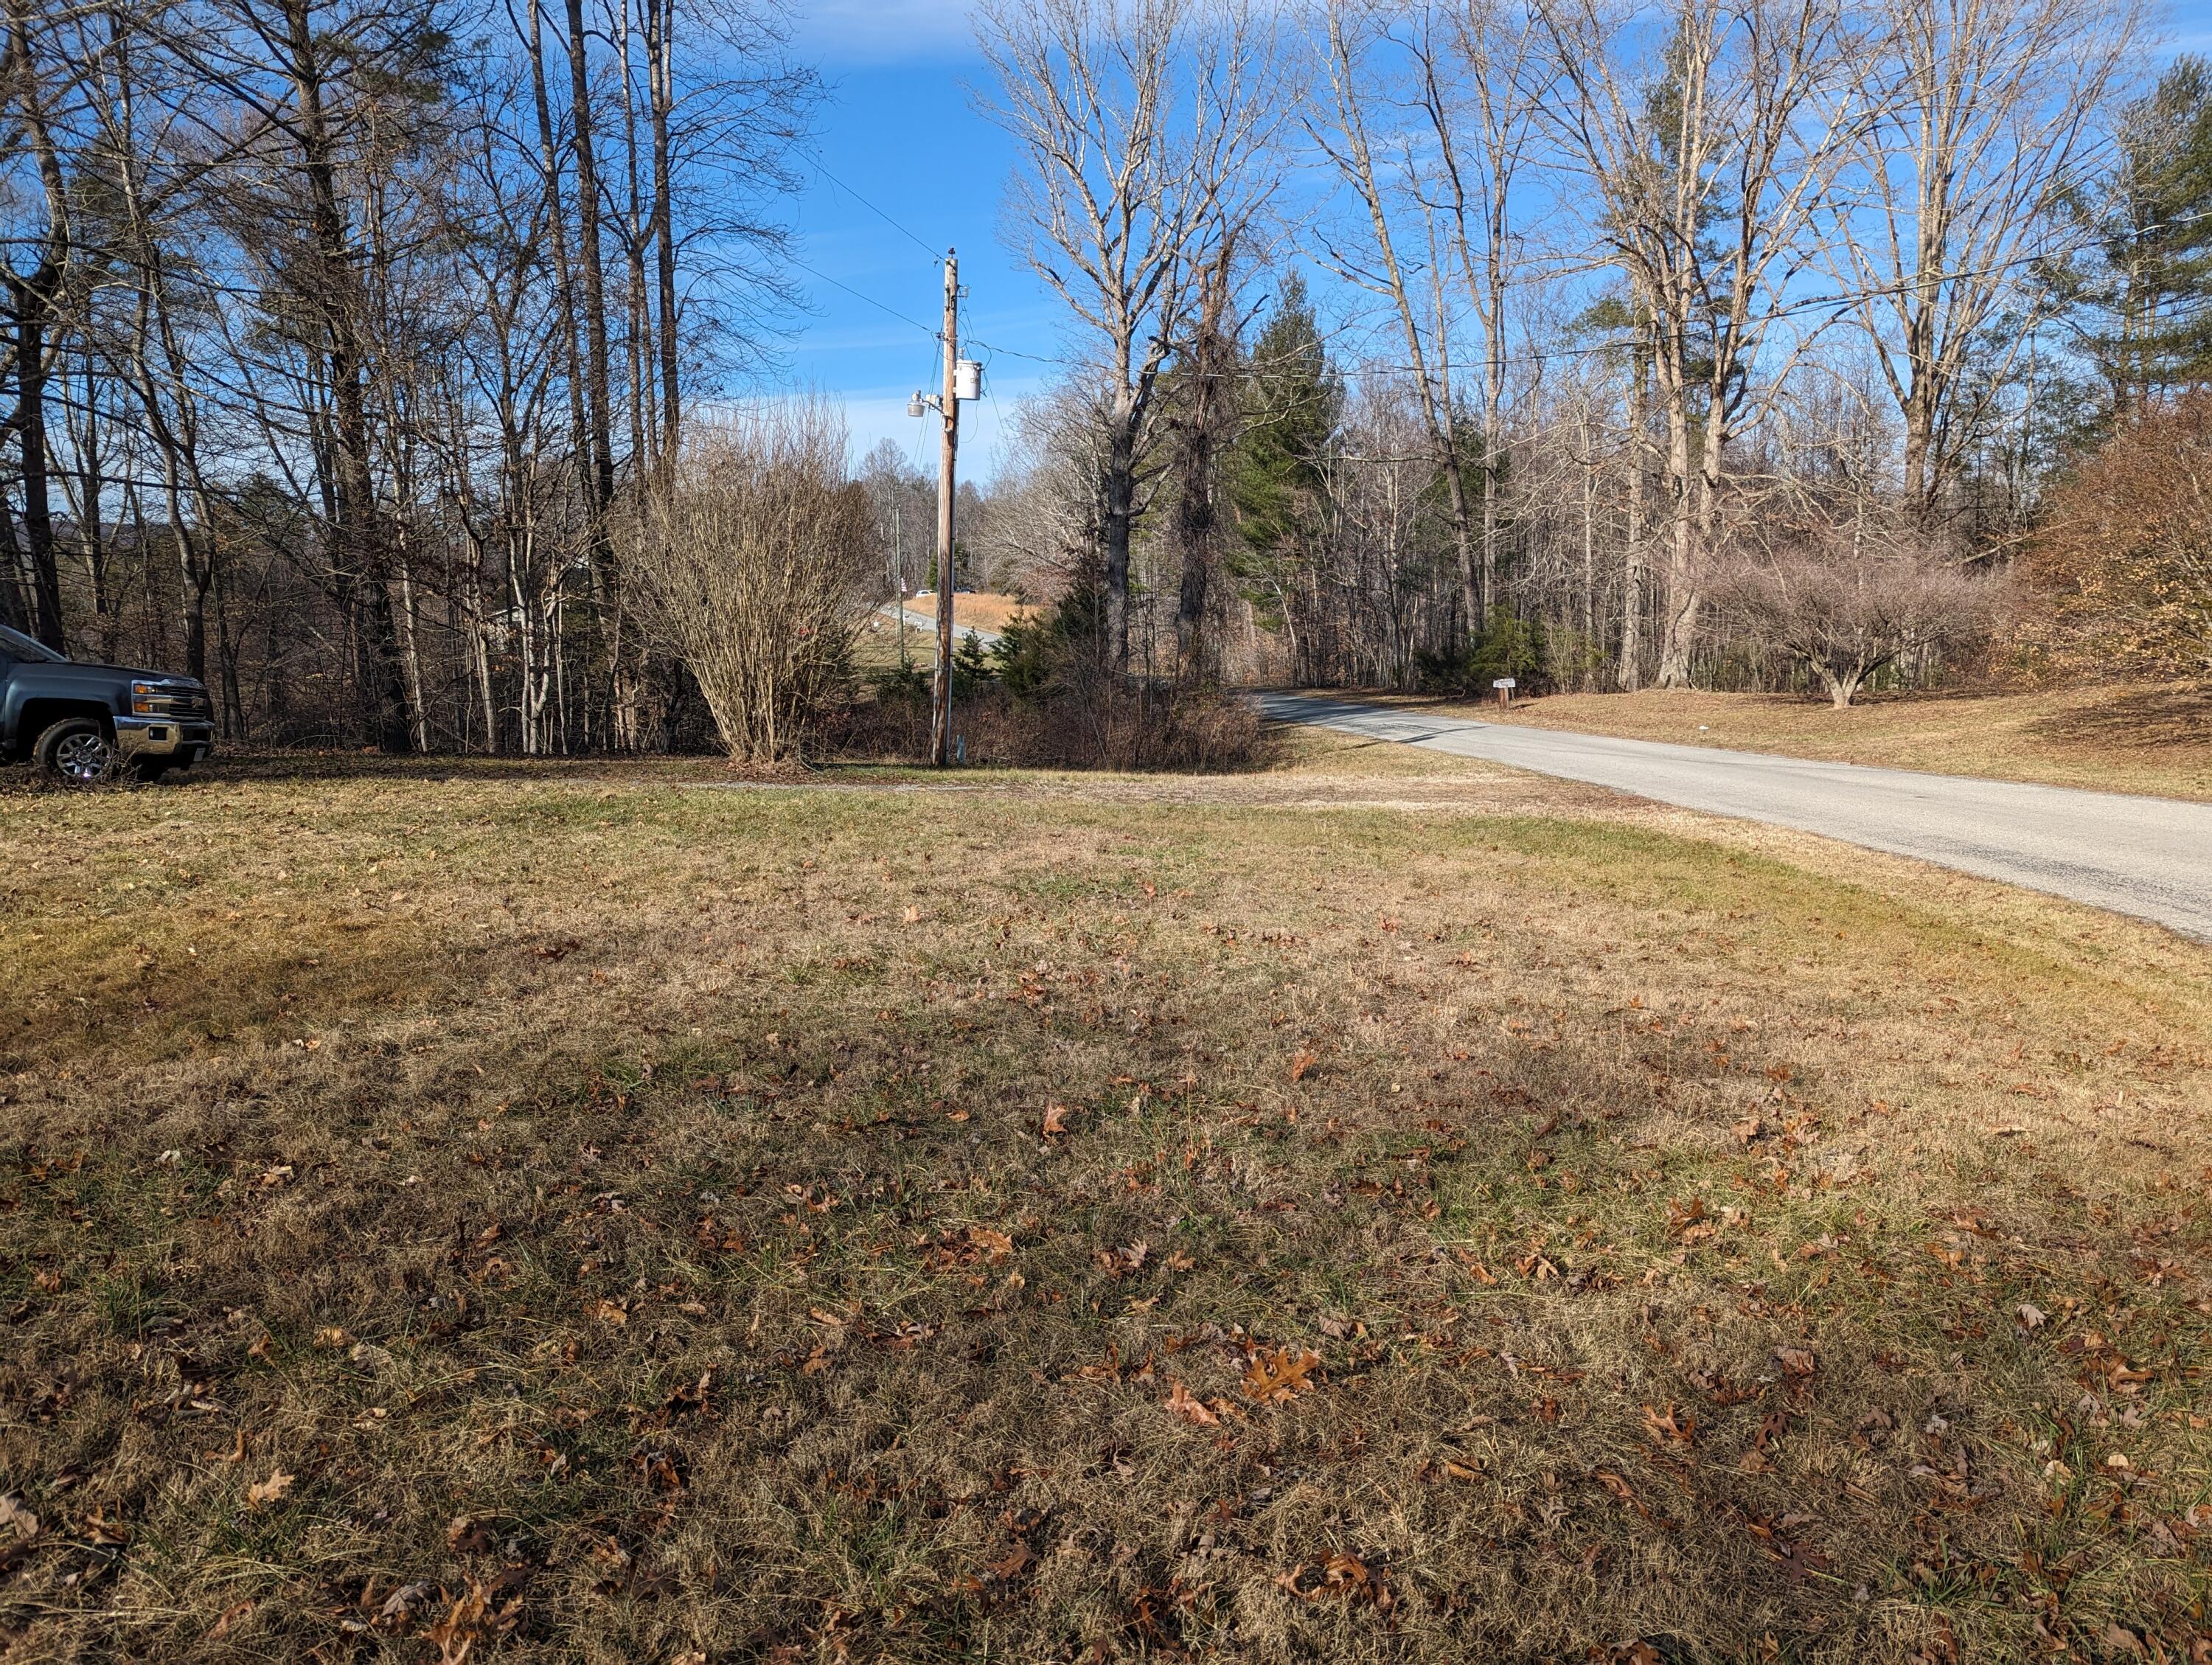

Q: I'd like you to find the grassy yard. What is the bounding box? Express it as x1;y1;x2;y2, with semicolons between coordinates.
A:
5;735;2212;1662
1429;684;2212;803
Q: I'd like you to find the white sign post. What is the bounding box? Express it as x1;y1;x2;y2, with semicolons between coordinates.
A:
1492;677;1517;707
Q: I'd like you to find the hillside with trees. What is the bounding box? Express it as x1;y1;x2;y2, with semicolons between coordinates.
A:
2;0;2208;765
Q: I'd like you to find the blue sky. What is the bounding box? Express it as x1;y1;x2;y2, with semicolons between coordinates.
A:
775;0;2212;479
782;0;1057;479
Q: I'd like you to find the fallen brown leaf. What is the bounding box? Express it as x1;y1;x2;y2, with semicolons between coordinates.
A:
1242;1346;1322;1403
1164;1380;1220;1426
2102;1622;2148;1659
1276;1549;1392;1610
0;1495;39;1542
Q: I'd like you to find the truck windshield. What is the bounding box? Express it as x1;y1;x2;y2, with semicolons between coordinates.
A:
0;622;66;664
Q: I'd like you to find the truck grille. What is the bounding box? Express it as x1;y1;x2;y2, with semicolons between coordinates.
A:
147;686;213;720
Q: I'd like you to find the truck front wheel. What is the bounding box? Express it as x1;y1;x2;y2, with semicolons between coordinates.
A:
35;717;117;785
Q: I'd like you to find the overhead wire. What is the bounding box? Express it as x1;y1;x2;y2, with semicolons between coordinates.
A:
796;144;945;265
785;254;940;338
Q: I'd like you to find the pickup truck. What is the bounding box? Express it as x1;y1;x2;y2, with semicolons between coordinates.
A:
1;622;216;782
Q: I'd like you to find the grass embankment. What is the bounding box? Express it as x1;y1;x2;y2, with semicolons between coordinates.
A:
4;736;2212;1661
1433;684;2212;802
855;592;1032;672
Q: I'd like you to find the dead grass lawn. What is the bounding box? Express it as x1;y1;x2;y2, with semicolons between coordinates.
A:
4;739;2212;1663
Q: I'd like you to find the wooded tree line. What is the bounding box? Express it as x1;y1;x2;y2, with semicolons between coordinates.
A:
969;0;2212;706
6;0;2211;759
0;0;811;750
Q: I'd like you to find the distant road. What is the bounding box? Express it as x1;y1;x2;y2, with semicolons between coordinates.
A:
1258;692;2212;942
874;603;1002;649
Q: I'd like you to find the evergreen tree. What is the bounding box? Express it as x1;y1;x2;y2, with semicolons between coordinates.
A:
2064;55;2212;415
1226;273;1340;670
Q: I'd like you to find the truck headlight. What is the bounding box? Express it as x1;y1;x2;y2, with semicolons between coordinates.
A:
133;682;157;715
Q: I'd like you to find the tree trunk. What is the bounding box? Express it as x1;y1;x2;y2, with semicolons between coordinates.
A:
1104;411;1137;671
1655;389;1698;689
562;0;617;527
393;551;429;752
647;0;680;459
0;493;29;637
69;344;117;661
13;299;66;651
1618;342;1647;692
282;0;409;751
1174;246;1236;681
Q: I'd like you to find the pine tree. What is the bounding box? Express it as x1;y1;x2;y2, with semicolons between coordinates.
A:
2066;55;2212;416
1227;274;1340;674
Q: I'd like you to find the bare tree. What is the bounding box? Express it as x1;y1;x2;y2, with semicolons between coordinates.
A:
1168;232;1242;679
1;0;77;650
1837;0;2143;524
1309;1;1479;639
977;0;1284;671
1534;0;1863;685
1443;0;1548;620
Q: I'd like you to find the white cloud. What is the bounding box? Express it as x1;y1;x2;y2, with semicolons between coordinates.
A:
793;0;978;63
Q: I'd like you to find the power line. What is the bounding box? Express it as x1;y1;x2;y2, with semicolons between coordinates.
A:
966;336;1071;367
799;145;944;264
786;254;939;338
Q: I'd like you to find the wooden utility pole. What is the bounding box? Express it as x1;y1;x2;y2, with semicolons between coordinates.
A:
894;504;908;672
931;250;959;767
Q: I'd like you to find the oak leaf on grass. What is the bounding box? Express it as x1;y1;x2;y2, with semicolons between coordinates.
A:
1243;1347;1322;1404
1164;1380;1220;1426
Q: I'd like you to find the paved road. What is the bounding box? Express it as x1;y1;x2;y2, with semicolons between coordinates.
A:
874;603;1003;648
1258;692;2212;941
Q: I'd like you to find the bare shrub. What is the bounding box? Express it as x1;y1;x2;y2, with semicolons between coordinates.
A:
831;591;1267;773
2020;396;2212;684
1714;519;2000;707
628;400;871;765
835;672;1266;774
990;590;1266;769
1001;675;1265;771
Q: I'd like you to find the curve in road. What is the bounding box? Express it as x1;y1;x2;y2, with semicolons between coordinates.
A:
1258;692;2212;942
877;603;1003;649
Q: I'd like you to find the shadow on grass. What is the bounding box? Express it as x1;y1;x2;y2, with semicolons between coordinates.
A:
191;750;731;786
2023;683;2212;751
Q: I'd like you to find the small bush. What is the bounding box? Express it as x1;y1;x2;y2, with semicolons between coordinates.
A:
834;588;1265;772
627;398;872;766
1711;516;2000;708
1414;608;1555;695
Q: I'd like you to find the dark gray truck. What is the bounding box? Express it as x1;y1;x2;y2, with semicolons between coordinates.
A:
0;622;215;782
